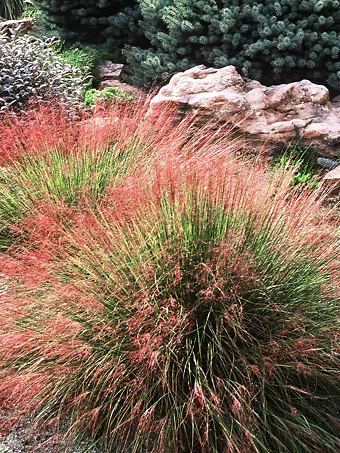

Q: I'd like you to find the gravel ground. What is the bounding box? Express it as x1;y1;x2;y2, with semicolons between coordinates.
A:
0;414;149;453
0;415;103;453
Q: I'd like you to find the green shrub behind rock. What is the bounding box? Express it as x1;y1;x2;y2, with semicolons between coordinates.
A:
84;87;134;107
124;0;340;90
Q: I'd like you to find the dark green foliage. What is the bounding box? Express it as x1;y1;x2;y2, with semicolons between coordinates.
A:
0;0;25;19
19;0;63;40
37;0;143;46
274;143;322;190
124;0;340;90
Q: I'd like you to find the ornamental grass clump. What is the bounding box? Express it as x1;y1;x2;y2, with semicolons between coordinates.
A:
3;147;338;453
0;99;230;250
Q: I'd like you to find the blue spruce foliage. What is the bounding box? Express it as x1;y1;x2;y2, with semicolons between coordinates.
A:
123;0;340;91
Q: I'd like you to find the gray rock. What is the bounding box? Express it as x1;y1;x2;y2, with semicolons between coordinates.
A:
0;415;100;453
317;157;340;169
98;62;124;81
0;413;149;453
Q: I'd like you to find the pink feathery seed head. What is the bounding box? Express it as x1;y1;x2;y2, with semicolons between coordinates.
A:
262;357;277;378
11;203;74;264
193;383;206;408
89;407;101;429
104;179;148;222
1;255;26;278
78;112;119;152
295;362;314;376
44;316;82;337
293;338;318;349
85;95;192;162
129;331;164;371
138;406;156;432
17;212;63;245
78;295;103;311
209;391;223;415
0;332;34;360
0;288;33;323
231;397;242;416
0;103;81;165
1;250;53;288
329;415;340;430
291;338;321;358
0;371;51;413
71;391;91;406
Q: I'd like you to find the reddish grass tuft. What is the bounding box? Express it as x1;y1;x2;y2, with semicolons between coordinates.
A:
0;99;339;452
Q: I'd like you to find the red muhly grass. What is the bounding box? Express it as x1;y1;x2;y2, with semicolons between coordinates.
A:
0;101;248;445
11;200;75;247
0;96;243;259
0;277;98;432
28;149;338;452
0;103;81;165
0;253;52;289
0;204;65;289
0;99;339;451
0;96;238;166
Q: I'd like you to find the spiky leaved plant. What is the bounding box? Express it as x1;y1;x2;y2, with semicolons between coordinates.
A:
125;0;340;92
0;0;25;19
2;141;338;452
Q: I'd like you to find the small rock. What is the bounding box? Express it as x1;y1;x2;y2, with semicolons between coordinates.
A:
98;61;124;81
321;165;340;195
317;157;340;169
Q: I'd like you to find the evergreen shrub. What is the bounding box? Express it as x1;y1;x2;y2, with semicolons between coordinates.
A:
124;0;340;90
37;0;143;46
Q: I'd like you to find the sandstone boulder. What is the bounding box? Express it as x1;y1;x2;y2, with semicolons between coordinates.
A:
321;166;340;195
0;18;34;36
149;65;340;157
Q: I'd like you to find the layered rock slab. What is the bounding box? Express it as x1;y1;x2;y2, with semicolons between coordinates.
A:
149;65;340;157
